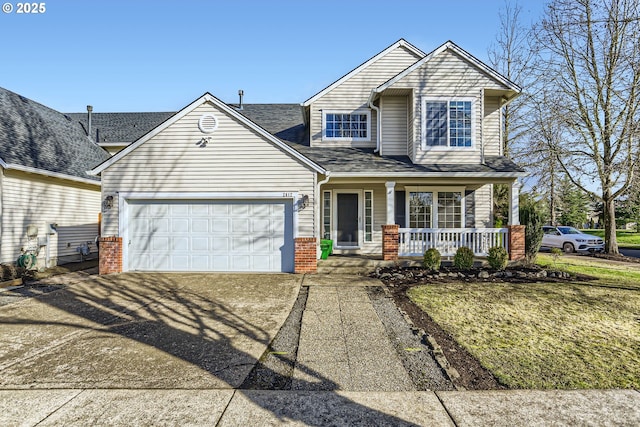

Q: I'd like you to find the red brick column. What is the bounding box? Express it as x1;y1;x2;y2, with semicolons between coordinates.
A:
382;224;399;261
508;225;526;261
295;237;317;274
99;236;123;274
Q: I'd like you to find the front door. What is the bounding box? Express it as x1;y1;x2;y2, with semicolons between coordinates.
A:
336;193;359;247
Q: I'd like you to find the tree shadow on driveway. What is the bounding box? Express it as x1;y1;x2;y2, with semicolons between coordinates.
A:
0;273;429;425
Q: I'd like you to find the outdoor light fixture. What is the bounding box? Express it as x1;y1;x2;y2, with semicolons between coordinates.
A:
103;195;113;211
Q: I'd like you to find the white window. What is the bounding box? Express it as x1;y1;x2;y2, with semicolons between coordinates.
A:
364;191;373;242
409;192;433;228
322;191;331;239
422;99;474;149
406;188;464;228
323;110;371;141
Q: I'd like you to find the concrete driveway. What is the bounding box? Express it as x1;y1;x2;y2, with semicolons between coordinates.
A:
0;272;301;390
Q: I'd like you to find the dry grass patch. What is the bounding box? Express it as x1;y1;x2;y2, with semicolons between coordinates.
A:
408;279;640;389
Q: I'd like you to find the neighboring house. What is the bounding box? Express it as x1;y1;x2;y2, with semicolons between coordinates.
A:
90;39;526;274
0;87;111;268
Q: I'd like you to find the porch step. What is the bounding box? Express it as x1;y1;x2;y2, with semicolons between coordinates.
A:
316;256;422;275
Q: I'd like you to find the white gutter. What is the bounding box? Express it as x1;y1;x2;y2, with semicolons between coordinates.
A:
3;162;101;186
328;171;528;178
368;89;381;154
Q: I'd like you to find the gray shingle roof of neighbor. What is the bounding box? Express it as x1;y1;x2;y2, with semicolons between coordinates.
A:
67;102;524;176
67;111;175;143
0;86;111;181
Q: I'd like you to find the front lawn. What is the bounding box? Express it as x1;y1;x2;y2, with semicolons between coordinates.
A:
407;256;640;389
582;229;640;249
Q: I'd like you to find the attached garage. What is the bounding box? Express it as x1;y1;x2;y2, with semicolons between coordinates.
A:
125;198;294;272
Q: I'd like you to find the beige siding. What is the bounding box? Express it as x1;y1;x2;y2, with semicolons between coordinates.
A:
380;96;408;156
483;96;502;156
0;170;101;266
309;46;422;148
388;50;507;164
101;102;316;237
473;184;493;227
408;91;415;159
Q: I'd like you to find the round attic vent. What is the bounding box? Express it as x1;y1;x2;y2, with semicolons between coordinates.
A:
198;114;218;133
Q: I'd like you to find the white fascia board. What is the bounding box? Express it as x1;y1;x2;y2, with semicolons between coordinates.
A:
328;171;528;179
301;39;425;107
374;41;522;94
90;93;326;175
118;191;298;200
4;163;101;186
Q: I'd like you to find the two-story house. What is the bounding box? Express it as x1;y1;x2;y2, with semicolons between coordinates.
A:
90;39;525;274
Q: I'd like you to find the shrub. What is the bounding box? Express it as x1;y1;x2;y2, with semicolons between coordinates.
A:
453;247;475;270
423;248;441;271
520;201;545;265
550;247;563;267
487;246;509;270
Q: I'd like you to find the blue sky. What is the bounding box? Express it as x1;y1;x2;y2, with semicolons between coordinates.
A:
0;0;546;113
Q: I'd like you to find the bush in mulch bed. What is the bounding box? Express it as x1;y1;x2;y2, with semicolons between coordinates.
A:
371;263;596;287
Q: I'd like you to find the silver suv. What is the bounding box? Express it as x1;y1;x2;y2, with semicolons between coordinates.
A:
541;226;605;253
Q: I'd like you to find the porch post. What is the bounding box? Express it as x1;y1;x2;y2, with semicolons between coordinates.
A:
508;179;521;225
385;181;395;225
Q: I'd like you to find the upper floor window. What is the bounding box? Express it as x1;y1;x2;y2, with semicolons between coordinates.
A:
323;110;371;141
422;99;474;149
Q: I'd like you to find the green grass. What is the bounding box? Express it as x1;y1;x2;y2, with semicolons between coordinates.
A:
407;257;640;389
582;229;640;249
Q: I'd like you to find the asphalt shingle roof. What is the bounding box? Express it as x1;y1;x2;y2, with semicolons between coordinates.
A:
0;87;111;181
67;111;175;143
67;102;524;176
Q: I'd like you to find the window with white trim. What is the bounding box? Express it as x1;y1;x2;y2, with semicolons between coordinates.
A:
422;99;473;148
409;192;433;228
437;192;463;228
364;191;373;242
406;188;465;229
323;110;371;141
322;191;331;239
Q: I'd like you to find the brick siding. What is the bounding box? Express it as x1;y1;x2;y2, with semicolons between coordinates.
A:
508;225;526;261
99;236;123;274
295;237;317;274
382;224;400;261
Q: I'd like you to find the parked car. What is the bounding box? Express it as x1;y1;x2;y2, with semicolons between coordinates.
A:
541;226;605;253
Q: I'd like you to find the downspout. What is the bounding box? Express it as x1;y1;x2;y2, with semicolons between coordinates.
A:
369;89;381;154
480;89;485;165
315;172;331;256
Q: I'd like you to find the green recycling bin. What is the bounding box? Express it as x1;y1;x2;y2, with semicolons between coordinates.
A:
320;239;333;260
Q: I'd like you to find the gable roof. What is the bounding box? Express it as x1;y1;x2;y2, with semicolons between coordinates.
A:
89;93;324;175
301;39;425;107
374;40;521;97
0;86;110;183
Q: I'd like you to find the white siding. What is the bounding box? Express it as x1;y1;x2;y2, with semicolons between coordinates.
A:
0;170;101;266
309;46;422;148
101;102;316;238
380;96;408;156
387;50;508;164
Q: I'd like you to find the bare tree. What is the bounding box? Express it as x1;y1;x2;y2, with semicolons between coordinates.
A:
532;0;640;253
488;1;537;226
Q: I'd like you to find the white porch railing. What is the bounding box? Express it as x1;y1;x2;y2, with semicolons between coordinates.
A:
398;228;509;257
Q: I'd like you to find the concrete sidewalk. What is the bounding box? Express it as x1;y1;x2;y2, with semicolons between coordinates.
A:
3;388;639;426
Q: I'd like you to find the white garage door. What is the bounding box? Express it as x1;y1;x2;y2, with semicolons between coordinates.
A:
126;200;294;272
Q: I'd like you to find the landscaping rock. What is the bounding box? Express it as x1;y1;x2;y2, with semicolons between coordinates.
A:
478;271;490;279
